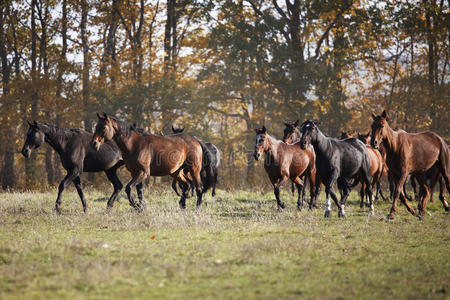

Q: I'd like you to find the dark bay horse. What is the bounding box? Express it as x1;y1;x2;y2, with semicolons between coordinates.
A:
299;120;373;218
170;126;220;197
370;110;450;219
283;120;319;208
21;121;124;213
91;113;204;210
253;126;315;210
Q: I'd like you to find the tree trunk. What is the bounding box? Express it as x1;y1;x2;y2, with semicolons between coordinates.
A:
80;0;91;131
0;4;15;190
26;0;40;187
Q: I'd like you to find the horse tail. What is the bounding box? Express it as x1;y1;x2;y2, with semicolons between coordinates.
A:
194;137;215;193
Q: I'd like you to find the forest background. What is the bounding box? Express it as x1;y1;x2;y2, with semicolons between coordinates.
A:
0;0;448;191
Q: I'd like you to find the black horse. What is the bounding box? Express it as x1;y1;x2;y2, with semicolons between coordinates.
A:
21;121;125;213
299;120;373;218
170;126;220;197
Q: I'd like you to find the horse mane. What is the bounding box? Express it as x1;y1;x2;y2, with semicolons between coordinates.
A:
108;116;135;137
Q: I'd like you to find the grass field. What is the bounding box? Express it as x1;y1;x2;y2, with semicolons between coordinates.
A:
0;187;449;299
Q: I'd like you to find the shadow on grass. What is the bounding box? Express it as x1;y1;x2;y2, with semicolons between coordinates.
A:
93;195;126;202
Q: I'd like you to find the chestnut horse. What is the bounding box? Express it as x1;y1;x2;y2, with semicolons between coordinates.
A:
357;132;388;205
91;113;203;211
370;110;450;219
253;126;315;210
283;120;319;208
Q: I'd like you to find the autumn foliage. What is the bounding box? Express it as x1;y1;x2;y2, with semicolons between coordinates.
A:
0;0;448;190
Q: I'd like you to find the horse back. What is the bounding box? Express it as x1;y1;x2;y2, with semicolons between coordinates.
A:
397;131;442;172
62;131;122;172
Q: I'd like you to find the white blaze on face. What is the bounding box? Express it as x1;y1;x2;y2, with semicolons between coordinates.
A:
256;135;262;145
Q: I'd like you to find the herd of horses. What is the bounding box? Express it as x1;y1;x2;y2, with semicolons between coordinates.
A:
20;110;449;220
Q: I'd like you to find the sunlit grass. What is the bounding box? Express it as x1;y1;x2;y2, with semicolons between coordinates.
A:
0;187;449;299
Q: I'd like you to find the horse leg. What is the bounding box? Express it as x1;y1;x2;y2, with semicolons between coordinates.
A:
55;169;81;214
437;176;449;211
327;185;342;218
391;174;417;219
359;181;365;209
415;174;430;219
72;176;87;213
104;169;123;209
189;166;203;208
307;170;316;210
136;182;145;210
337;178;350;218
388;172;395;200
293;176;304;210
363;170;374;217
171;178;181;197
125;172;144;212
211;172;218;197
300;175;307;209
273;176;288;210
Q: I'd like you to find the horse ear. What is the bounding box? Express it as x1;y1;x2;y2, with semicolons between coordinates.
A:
96;112;103;119
262;126;267;133
27;120;33;127
284;122;289;127
172;125;176;132
102;112;108;118
313;120;321;126
294;120;299;127
371;112;377;120
254;128;259;133
381;110;389;121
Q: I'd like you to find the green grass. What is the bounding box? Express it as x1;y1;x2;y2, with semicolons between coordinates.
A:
0;187;449;299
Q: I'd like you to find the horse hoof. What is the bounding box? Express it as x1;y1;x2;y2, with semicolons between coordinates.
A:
324;210;331;218
54;207;61;215
278;202;286;210
338;211;346;218
445;206;450;212
386;213;394;220
368;211;374;217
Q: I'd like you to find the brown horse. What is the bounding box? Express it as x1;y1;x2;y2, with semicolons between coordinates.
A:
370;110;450;219
91;113;203;210
340;130;357;139
357;132;387;205
253;126;315;210
283;121;319;208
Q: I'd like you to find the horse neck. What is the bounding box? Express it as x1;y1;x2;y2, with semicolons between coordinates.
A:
40;124;66;154
264;134;280;159
381;125;399;155
311;128;330;154
112;131;133;155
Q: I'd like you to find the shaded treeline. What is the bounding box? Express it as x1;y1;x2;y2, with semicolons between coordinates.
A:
0;0;448;191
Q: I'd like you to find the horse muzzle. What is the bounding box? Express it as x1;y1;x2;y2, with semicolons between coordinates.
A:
21;147;31;158
91;140;101;151
253;152;261;161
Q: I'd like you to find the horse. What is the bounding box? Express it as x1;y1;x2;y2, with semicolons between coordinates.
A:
299;120;373;218
282;120;319;208
91;113;204;211
170;126;220;198
357;132;388;204
253;126;315;210
340;130;357;139
21;121;124;213
370;110;450;219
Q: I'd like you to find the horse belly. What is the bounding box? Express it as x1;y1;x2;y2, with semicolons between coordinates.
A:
149;152;184;176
